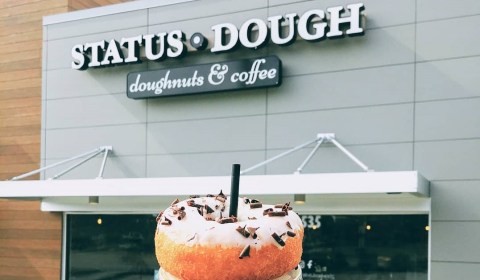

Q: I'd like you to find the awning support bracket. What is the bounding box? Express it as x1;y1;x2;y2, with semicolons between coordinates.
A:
241;133;372;175
10;146;113;181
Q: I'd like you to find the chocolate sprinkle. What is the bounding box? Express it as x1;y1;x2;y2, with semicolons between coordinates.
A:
177;211;186;220
161;217;172;225
187;233;197;242
271;232;286;247
236;226;251;238
287;231;296;237
239;245;250;259
286;221;293;229
247;227;259;239
218;217;237;224
250;202;263;209
268;211;287;217
248;217;257;220
155;211;163;222
205;204;215;214
263;208;274;215
218;190;227;199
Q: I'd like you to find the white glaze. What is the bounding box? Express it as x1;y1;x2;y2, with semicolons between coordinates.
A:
156;196;303;249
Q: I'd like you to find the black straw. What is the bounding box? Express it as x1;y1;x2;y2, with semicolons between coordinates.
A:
229;164;241;217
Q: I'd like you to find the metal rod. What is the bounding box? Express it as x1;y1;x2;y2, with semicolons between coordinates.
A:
240;138;319;175
10;147;106;181
97;147;111;179
50;149;106;180
328;138;370;172
295;137;324;174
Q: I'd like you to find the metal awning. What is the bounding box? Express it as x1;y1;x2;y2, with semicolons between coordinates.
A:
0;133;430;213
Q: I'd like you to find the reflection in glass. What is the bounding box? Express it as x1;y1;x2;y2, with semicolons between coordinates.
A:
300;215;428;280
66;214;159;280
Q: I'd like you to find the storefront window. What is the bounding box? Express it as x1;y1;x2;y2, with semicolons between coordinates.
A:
65;214;159;279
66;214;428;280
300;214;428;280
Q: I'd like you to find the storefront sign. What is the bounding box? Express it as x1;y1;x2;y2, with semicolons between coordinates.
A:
71;3;365;70
126;56;281;99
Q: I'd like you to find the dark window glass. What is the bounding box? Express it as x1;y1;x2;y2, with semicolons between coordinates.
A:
66;214;159;280
66;214;428;280
300;214;429;280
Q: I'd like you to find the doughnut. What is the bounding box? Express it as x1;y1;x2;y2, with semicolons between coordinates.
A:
154;191;304;280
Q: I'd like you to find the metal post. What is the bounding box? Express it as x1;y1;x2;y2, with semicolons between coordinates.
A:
295;137;324;174
328;138;371;172
50;149;105;180
97;146;112;179
240;138;320;175
10;147;106;181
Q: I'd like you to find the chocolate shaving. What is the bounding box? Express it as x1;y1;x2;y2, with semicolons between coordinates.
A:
217;190;227;199
197;208;203;216
263;208;274;215
247;227;259;239
207;194;215;197
205;204;215;214
236;226;251;238
248;217;257;220
155;211;163;222
250;202;263;209
239;245;250;259
244;198;250;204
161;217;172;225
250;199;261;203
177;211;186;220
187;200;195;206
187;233;197;242
268;211;287;217
215;196;226;203
217;216;237;224
287;231;296;237
171;198;180;205
286;221;293;229
189;195;200;198
271;232;286;246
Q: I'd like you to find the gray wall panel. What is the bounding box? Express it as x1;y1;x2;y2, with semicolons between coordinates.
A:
45;124;146;159
431;180;480;221
431;221;480;262
415;98;480;141
416;15;480;61
147;151;265;177
265;143;413;174
47;10;147;40
269;0;415;29
431;262;480;280
271;25;414;77
46;64;146;100
45;94;146;129
44;155;146;179
417;0;480;22
416;57;480;101
268;64;414;114
147;116;265;154
267;104;414;149
414;139;480;181
46;27;147;70
148;0;267;25
147;89;266;122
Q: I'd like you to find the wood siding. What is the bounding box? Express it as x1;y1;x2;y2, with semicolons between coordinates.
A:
0;0;132;279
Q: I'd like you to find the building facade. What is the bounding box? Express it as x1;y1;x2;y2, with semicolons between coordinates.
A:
2;0;480;279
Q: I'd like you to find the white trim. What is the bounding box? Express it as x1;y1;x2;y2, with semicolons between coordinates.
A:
43;0;196;26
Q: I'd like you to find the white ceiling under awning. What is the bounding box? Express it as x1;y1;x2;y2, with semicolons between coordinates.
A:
0;171;430;213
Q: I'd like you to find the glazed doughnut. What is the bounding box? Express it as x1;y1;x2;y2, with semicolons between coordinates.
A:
155;191;304;280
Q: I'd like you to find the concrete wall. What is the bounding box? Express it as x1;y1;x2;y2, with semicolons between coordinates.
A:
42;0;480;278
